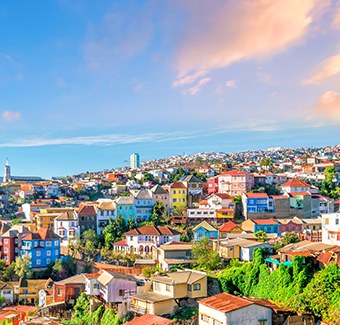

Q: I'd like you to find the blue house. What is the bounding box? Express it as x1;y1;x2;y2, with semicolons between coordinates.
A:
193;221;218;243
133;190;154;223
20;228;61;268
242;218;280;234
242;193;274;219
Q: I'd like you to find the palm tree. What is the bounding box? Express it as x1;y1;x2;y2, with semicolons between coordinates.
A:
260;158;273;171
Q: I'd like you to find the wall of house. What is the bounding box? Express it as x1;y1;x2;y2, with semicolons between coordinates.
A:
199;304;227;325
189;277;207;299
219;245;240;260
153;299;174;316
107;279;137;303
227;304;272;325
173;283;187;299
241;219;255;232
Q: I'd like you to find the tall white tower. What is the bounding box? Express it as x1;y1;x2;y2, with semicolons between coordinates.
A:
3;159;11;182
130;153;140;169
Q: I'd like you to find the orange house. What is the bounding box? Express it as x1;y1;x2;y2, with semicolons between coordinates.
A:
219;221;243;239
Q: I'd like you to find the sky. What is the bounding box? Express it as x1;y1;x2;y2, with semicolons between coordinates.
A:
0;0;340;178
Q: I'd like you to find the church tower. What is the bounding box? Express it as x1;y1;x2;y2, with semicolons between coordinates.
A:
3;159;11;183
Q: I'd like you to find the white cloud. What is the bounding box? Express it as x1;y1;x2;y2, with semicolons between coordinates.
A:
183;77;211;95
2;111;21;122
172;70;207;88
226;80;237;88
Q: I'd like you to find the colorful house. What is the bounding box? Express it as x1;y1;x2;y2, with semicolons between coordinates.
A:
193;221;218;243
207;177;219;195
242;219;279;234
218;170;254;196
276;219;303;234
115;196;135;222
20;228;61;268
150;185;170;210
16;278;53;305
219;221;243;239
241;193;274;219
169;182;187;210
133;190;154;222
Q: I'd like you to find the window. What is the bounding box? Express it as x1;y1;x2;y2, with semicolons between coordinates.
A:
183;198;186;202
4;239;8;245
54;240;58;246
259;321;267;325
178;198;181;203
187;284;192;291
201;314;209;322
15;247;18;253
214;321;223;325
15;238;18;244
193;283;201;291
36;259;41;265
336;219;339;225
47;259;50;264
166;284;171;292
46;241;52;247
35;241;38;247
173;198;177;203
165;204;168;208
55;249;59;255
119;289;125;296
182;190;185;194
47;251;51;256
40;241;44;247
58;288;62;296
154;282;160;291
173;190;176;194
4;248;8;253
23;289;28;294
37;251;41;256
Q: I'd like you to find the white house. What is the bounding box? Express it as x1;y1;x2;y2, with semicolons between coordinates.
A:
199;293;273;325
281;178;311;193
22;203;50;221
206;193;235;210
54;211;80;246
322;212;340;245
0;281;13;304
84;272;101;296
114;225;181;255
96;199;116;235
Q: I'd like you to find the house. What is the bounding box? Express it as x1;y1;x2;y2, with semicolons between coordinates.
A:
322;212;340;245
193;221;218;243
312;194;334;214
276;219;303;234
218;171;254;196
98;270;143;304
187;208;216;225
53;274;86;307
123;314;174;325
293;217;322;242
1;225;30;265
219;221;243;239
84;272;101;296
242;193;274;219
151;241;193;271
207;193;235;210
133;190;154;222
195;166;215;177
121;225;181;255
217;238;273;262
198;293;293;325
207;177;219;195
96;200;116;235
54;211;80;246
150;185;170;211
182;175;204;207
130;270;207;316
20;228;61;268
22;203;50;221
281;178;312;193
115;196;135;222
35;213;61;232
16;278;53;305
169;182;187;210
242;219;279;234
0;281;14;304
215;209;235;224
76;204;97;235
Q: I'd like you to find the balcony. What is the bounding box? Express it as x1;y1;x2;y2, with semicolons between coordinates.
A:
21;245;31;250
129;303;147;314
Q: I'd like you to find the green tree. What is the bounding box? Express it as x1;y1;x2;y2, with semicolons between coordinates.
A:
254;231;268;242
260;158;273;171
127;217;137;231
15;256;32;279
82;229;100;247
72;293;90;322
192;237;220;271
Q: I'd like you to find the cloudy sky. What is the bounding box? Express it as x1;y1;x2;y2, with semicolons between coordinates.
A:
0;0;340;177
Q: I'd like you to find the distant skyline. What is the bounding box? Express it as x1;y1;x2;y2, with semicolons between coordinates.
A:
0;0;340;178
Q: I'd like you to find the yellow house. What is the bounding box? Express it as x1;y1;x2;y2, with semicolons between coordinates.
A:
216;208;235;224
130;270;207;316
219;221;243;239
170;182;187;210
13;278;53;305
35;213;61;231
40;207;75;214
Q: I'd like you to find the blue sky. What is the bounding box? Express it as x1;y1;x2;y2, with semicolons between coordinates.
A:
0;0;340;178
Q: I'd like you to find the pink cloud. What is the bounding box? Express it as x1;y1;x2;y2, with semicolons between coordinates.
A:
304;50;340;84
310;90;340;121
226;80;237;88
172;70;207;88
183;77;211;95
2;111;21;122
332;3;340;29
174;0;327;77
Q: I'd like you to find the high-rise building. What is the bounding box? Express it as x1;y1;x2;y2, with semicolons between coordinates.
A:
3;159;11;183
130;153;140;169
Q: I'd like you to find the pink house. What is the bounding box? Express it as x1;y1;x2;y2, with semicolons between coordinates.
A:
218;171;254;196
207;177;219;195
277;219;303;234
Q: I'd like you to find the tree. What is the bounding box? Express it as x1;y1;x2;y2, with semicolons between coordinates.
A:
254;231;268;242
150;202;165;226
282;232;300;246
72;293;90;322
192;237;220;271
127;217;137;231
82;229;100;247
173;205;186;216
260;158;273;171
85;241;96;260
15;256;32;279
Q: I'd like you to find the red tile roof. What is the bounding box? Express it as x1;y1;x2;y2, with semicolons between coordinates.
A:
219;221;240;232
77;205;97;216
23;228;60;241
317;251;332;264
199;293;253;313
289;192;311;197
252;219;278;225
282;178;310;188
124;225;181;236
219;170;250;176
217;208;235;212
214;193;234;200
198;200;208;205
123;314;174;325
113;239;127;246
171;182;186;189
245;193;268;198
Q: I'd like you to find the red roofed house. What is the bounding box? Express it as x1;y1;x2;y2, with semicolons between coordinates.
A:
207;176;219;195
242;219;280;234
218;171;254;196
219;221;243;239
207;193;235;210
118;225;181;255
281;178;311;193
76;204;97;235
123;314;174;325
